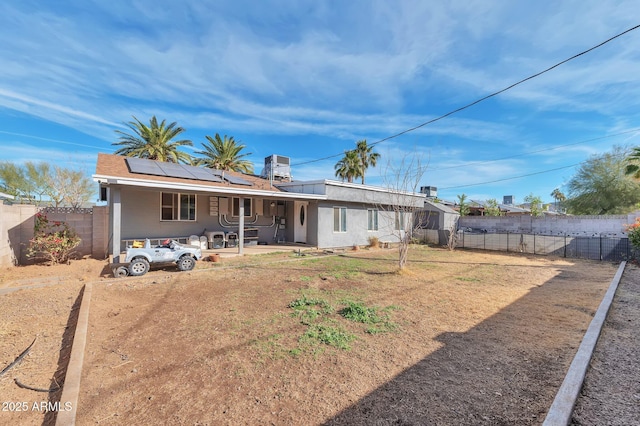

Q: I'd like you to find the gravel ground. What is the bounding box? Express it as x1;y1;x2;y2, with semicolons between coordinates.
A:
571;263;640;425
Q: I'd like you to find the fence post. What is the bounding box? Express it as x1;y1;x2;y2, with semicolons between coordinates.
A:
507;232;509;252
600;234;602;260
484;232;486;250
534;233;536;255
564;235;567;258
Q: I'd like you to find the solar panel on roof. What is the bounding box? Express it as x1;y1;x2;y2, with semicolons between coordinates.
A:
223;174;253;186
126;157;167;177
157;162;196;180
125;157;244;184
188;167;224;182
209;169;253;186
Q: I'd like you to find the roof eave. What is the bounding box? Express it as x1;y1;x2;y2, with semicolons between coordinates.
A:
92;174;327;200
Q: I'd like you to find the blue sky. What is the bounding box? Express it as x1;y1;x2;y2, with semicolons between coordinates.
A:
1;1;639;204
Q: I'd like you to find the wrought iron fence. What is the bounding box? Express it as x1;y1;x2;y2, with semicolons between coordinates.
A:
457;231;631;262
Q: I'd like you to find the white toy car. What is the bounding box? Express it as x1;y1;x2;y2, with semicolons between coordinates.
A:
115;239;202;277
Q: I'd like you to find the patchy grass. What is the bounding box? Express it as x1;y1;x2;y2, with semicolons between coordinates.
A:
53;245;618;426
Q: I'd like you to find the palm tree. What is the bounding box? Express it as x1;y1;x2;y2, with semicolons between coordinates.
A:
334;150;363;183
550;188;566;212
625;147;640;179
354;139;380;184
195;133;254;174
113;116;193;163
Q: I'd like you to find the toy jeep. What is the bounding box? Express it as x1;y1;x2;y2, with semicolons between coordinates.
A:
115;239;202;277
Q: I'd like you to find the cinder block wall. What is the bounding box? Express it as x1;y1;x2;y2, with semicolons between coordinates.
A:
459;212;640;236
0;204;37;267
0;205;109;266
92;206;109;260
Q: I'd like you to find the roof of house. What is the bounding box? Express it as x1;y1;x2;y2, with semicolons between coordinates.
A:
94;153;326;199
423;199;460;214
94;154;428;206
0;191;14;200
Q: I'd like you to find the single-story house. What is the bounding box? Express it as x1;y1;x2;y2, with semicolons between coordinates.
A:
93;154;425;262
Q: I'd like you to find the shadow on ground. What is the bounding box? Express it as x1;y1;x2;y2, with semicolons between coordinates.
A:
325;268;606;425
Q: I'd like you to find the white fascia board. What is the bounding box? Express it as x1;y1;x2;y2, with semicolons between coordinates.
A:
277;179;426;198
0;191;14;199
92;174;327;200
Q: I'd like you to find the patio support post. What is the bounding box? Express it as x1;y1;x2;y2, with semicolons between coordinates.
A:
110;186;122;263
238;197;245;255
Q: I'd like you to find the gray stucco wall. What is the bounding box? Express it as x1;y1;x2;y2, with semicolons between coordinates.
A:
279;181;425;207
316;201;404;248
118;188;283;246
307;201;318;246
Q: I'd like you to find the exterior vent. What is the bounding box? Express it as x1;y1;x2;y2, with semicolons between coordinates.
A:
503;195;514;205
263;155;291;180
420;186;437;198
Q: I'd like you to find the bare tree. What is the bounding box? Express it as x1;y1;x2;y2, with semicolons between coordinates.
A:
0;161;93;208
377;153;429;270
446;222;459;251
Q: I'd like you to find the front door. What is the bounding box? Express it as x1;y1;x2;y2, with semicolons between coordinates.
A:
294;201;308;244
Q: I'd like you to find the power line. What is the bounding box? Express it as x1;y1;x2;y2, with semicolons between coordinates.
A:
429;128;640;172
438;163;582;190
438;150;632;191
291;23;640;167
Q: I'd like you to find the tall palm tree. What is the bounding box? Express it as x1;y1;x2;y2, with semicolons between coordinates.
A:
550;188;566;212
354;139;380;184
334;150;363;183
625;146;640;179
113;116;193;163
195;133;254;174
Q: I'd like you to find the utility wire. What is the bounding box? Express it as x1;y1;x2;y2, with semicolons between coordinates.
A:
429;128;640;172
291;23;640;167
438;150;632;190
439;163;582;190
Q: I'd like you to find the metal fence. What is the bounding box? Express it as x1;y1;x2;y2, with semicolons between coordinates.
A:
457;232;632;262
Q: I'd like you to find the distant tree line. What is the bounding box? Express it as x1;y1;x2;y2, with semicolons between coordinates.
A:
453;145;640;217
0;162;93;208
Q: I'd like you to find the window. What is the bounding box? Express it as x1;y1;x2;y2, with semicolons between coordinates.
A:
367;209;378;231
333;207;347;232
161;192;196;221
395;211;405;230
232;197;252;217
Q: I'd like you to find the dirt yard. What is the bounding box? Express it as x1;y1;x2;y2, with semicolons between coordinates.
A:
0;247;621;425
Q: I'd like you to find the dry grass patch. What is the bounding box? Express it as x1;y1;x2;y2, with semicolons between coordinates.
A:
0;247;619;425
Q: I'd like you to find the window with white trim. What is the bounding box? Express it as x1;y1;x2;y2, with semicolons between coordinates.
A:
161;192;196;221
232;197;252;217
367;209;378;231
333;206;347;232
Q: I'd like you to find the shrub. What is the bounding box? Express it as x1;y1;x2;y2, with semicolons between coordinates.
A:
27;212;81;264
627;218;640;249
367;236;380;248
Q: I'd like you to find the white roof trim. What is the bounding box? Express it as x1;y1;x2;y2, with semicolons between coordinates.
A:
0;191;14;200
277;179;426;198
93;174;327;200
